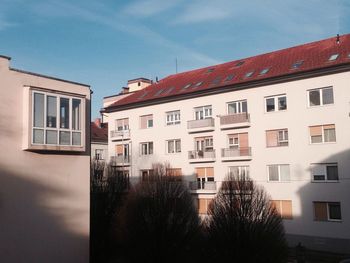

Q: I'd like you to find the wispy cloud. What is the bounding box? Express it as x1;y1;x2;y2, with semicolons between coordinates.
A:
123;0;182;17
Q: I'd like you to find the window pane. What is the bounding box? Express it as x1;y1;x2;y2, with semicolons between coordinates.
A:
60;98;70;129
148;119;153;128
46;130;57;144
33;129;44;144
314;202;327;221
268;165;279;181
149;142;153;154
328;203;341;220
168;140;174;153
278;96;287;110
242;101;248;113
34;93;44;127
311;135;322;143
59;131;70;145
309;90;320;106
72;132;81;146
47;96;57;128
312;165;325;180
280;165;290;181
228;103;235;114
324;128;336;142
322;88;334;105
176;140;181;152
266;98;275;112
72;99;81;130
327;166;338;180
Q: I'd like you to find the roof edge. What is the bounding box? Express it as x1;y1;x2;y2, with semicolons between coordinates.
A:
0;55;11;60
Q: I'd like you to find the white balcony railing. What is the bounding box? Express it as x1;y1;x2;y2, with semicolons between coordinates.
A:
188;150;216;160
189;181;217;191
219;113;250;129
110;155;130;165
221;147;252;161
187;118;215;131
110;130;130;140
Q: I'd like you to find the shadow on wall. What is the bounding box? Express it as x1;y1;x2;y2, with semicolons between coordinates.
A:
292;148;350;254
0;166;89;263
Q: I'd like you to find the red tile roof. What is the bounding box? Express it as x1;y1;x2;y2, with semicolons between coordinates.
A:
106;34;350;110
91;122;108;143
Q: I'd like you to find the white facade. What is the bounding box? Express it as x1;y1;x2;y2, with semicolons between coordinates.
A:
106;70;350;253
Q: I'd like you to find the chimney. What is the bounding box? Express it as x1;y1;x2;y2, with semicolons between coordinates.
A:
94;118;101;128
127;77;152;92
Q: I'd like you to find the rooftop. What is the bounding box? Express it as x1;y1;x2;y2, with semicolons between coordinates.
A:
105;34;350;112
91;121;108;143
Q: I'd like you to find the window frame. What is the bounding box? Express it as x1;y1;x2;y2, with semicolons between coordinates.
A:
115;118;129;131
166;139;181;154
307;86;334;107
314;202;342;222
165;110;181;126
311;163;339;182
194;105;212;120
266;128;289;147
227;100;248;114
309;124;336;144
31;90;83;148
267;164;290;182
264;94;287;113
140;141;154;155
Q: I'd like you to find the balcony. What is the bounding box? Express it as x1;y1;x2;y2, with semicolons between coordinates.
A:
221;147;252;161
110;155;130;166
187;118;215;133
188;150;216;163
219;113;250;129
110;130;130;141
189;181;217;193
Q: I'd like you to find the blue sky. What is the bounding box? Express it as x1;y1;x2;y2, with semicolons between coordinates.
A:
1;0;349;119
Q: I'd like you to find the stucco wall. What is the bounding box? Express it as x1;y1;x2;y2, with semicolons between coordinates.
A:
0;57;90;262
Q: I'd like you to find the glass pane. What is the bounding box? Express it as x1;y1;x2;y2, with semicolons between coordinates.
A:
322;88;334;105
278;96;287;110
60;98;70;129
149;142;153;154
328;203;341;220
34;93;44;127
327;166;338;180
266;98;275;112
280;165;290;181
268;165;279;181
46;130;57;144
72;132;81;146
228;103;235;114
242;101;247;113
324;128;336;142
176;140;181;152
311;135;322;143
33;129;44;144
72;99;81;130
148;119;153;127
46;96;57;128
168;140;174;153
59;131;70;145
309;90;320;106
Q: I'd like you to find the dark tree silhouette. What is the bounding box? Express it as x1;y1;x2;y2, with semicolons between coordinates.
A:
90;160;129;263
204;174;288;263
114;162;200;263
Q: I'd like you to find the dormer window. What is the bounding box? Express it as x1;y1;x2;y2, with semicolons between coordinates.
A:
291;60;304;69
245;71;254;78
225;74;234;81
328;54;339;61
182;83;192;90
259;68;270;75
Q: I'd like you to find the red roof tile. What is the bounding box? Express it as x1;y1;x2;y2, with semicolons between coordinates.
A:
106;34;350;110
91;122;108;143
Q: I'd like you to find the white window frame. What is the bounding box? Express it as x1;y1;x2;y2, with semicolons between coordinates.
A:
267;164;290;182
278;129;289;146
265;94;287;113
116;118;129;131
314;202;342;222
166;110;181;125
166;139;181;154
31;90;83;147
307;86;334;107
140;142;153;155
194;105;212;120
309;125;336;144
228;166;250;179
311;163;339;182
227;100;248;114
228;135;239;148
95;149;104;160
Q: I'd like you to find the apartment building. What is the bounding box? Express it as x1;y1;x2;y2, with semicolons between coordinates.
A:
102;34;350;253
91;118;108;161
0;55;90;262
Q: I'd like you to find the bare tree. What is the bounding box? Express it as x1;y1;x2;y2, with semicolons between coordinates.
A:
204;174;288;263
114;162;200;263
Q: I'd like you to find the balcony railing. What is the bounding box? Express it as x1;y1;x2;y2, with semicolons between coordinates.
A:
187;118;215;130
221;147;252;160
110;155;130;165
188;150;216;160
110;130;130;140
219;113;250;129
189;181;217;191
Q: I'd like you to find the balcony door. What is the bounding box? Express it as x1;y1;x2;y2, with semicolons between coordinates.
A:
227;100;247;114
195;136;213;152
196;167;214;189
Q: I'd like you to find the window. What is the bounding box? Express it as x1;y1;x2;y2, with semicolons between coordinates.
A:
140;142;153;155
227;100;247;114
166;168;182;177
235;61;245;67
138;91;148;99
328;54;339;61
115;144;129;158
167;139;181;153
141;169;154;181
259;68;270;75
193;81;203;88
308;87;334;106
182;83;192;90
32;91;82;146
196;167;214;190
311;163;338;181
266;129;288;147
116;118;129;131
140;114;153;129
314;202;341;221
245;71;254;78
154;89;164;96
271;200;293;219
194;105;212;120
265;94;287;112
268;164;290;182
95;149;104;160
195;136;213;152
198;198;212;214
228;166;250;179
225;74;234;82
166;110;180;125
309;124;336;143
211;76;221;84
291;60;303;69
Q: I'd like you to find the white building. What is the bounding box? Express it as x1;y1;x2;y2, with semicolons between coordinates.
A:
102;34;350;253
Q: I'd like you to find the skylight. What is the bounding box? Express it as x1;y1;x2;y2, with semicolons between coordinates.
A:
164;86;174;94
206;68;215;73
154;89;164;96
328;54;339;61
182;83;192;90
138;91;148;99
212;76;221;84
235;61;245;67
259;68;270;75
245;71;254;78
193;81;203;88
225;74;234;81
291;60;304;69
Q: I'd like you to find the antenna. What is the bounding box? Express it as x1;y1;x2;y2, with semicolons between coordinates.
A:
336;34;340;44
175;58;178;74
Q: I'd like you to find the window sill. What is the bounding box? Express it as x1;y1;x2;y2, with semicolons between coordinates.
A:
307;103;334;109
264;110;288;114
311;180;339;183
309;142;336;145
25;144;85;152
